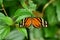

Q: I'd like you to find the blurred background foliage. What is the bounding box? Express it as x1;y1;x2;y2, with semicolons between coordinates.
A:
0;0;60;40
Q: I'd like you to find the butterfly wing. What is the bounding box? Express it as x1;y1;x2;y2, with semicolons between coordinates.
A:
32;18;42;28
24;18;31;28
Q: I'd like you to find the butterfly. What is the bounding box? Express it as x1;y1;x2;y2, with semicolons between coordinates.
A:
19;17;47;28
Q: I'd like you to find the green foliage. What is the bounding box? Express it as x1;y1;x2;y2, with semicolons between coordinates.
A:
14;9;34;18
33;0;48;5
0;0;3;6
5;29;26;40
19;0;28;8
16;15;31;22
0;13;13;25
4;0;18;7
56;0;60;22
0;25;10;40
29;26;44;40
17;28;27;37
0;0;60;40
45;5;57;26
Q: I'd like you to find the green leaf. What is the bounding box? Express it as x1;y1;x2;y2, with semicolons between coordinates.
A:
56;0;60;22
0;0;3;6
17;28;27;37
16;15;31;22
44;26;57;38
3;17;13;25
29;26;44;40
0;25;5;30
0;13;8;25
19;0;28;8
0;12;5;17
14;9;34;18
0;25;10;39
45;5;57;26
28;0;37;11
0;20;6;26
0;16;13;25
5;29;26;40
0;13;13;25
19;0;36;11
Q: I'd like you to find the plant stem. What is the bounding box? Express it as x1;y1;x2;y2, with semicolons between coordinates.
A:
2;4;8;16
42;0;55;14
26;28;30;40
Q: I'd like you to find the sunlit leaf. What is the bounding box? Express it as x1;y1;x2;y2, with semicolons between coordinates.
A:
0;25;10;39
16;15;31;22
0;16;13;25
0;25;5;30
28;0;37;11
3;17;13;25
0;0;3;6
14;9;34;18
19;0;36;11
0;13;13;25
0;12;5;17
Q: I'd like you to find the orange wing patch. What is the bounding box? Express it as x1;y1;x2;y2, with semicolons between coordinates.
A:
32;18;42;28
24;18;31;28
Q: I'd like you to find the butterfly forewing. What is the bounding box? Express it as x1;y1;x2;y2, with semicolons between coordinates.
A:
24;18;31;28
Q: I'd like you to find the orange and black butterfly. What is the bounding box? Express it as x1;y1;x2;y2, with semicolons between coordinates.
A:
19;17;47;28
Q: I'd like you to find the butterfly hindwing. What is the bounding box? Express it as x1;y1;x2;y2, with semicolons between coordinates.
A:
32;18;42;28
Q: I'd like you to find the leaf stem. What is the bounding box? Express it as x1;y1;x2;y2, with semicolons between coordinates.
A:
42;0;55;15
2;4;8;16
